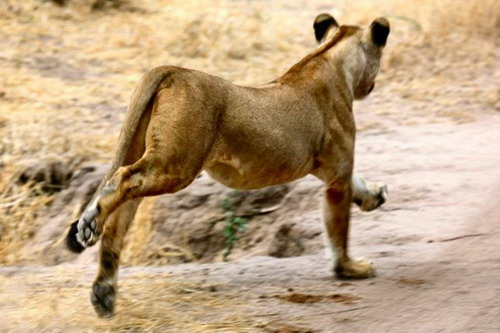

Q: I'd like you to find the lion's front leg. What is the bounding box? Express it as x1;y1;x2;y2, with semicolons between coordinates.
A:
351;174;387;211
323;179;376;279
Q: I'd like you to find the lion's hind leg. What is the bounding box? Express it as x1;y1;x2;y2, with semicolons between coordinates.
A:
69;196;102;251
72;152;200;317
67;81;219;251
64;161;143;253
65;100;152;253
90;198;141;317
65;175;129;253
71;153;198;249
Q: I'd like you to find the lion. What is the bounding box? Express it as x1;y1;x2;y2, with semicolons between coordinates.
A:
65;14;390;317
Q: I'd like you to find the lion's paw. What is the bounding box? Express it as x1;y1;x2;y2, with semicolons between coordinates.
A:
91;280;116;318
358;183;387;212
76;205;101;248
335;258;376;279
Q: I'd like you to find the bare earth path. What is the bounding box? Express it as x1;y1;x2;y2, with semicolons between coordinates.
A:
1;112;500;332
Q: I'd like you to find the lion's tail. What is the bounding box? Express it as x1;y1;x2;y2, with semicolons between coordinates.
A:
102;66;171;186
65;67;172;254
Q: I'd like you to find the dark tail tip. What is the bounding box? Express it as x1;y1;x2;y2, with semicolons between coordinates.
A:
65;220;85;253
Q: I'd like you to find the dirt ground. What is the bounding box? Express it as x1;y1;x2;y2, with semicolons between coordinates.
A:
0;0;499;332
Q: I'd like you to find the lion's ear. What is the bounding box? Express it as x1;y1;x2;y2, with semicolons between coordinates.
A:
313;13;339;43
370;17;390;46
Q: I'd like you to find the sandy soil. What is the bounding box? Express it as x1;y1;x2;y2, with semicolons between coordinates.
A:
2;110;499;332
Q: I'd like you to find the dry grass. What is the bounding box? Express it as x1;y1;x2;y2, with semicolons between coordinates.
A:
0;0;498;264
0;267;257;332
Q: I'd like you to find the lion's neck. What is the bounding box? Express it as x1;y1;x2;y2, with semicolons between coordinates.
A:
332;62;355;107
275;55;355;115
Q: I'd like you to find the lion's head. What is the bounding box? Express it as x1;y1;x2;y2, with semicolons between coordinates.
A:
313;14;390;100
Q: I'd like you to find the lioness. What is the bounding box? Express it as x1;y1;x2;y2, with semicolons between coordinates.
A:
66;14;390;317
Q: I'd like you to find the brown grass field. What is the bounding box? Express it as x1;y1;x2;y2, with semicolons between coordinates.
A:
0;0;499;331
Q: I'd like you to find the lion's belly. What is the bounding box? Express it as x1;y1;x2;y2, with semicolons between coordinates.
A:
204;146;314;190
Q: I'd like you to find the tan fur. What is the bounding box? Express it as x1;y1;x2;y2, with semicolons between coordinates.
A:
69;16;390;316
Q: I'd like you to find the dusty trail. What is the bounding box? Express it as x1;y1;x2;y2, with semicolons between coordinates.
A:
1;112;499;332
